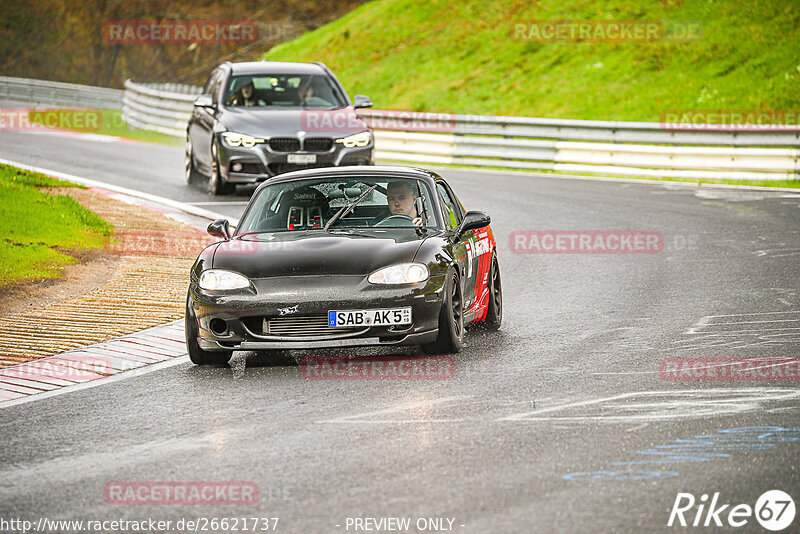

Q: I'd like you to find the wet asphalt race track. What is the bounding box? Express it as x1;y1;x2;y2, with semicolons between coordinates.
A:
1;130;799;533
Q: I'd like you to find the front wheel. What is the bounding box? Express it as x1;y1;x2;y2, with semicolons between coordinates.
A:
422;271;464;354
207;140;235;196
185;294;232;365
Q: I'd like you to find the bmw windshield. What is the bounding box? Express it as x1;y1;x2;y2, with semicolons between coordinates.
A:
224;74;347;109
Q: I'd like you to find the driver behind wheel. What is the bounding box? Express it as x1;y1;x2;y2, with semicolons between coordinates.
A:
374;180;422;227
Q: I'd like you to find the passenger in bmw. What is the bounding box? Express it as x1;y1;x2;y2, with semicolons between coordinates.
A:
230;80;263;107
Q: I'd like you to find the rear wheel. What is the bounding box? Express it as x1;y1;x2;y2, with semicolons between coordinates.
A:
207;140;235;196
422;271;464;354
478;254;502;330
185;293;232;365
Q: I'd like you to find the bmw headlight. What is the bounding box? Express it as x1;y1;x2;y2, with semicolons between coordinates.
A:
222;132;265;148
335;131;372;148
198;270;252;290
368;263;429;285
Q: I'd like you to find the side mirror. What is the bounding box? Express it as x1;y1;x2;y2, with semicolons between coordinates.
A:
194;94;215;109
353;95;373;109
457;211;491;237
207;219;231;239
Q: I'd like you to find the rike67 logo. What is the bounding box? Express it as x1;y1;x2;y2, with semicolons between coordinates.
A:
668;490;795;531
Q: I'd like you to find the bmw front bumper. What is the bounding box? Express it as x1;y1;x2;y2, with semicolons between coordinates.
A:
218;136;374;184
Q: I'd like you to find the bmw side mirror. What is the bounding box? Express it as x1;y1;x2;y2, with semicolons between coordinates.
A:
457;211;490;237
353;95;373;109
194;94;216;109
207;219;231;240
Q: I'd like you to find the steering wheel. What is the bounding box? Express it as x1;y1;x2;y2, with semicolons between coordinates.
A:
375;214;414;227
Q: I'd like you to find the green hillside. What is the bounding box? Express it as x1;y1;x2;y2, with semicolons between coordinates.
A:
263;0;800;121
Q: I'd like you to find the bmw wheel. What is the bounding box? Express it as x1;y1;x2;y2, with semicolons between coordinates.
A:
207;140;235;196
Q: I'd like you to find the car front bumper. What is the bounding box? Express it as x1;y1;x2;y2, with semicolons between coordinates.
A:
189;273;445;351
218;138;374;184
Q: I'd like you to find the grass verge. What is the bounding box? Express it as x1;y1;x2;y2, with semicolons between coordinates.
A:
0;164;113;289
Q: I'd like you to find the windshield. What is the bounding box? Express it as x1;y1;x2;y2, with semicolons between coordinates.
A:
237;177;439;234
224;74;346;109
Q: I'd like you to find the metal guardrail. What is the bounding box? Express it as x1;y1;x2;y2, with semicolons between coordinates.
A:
120;80;799;181
0;76;123;109
122;80;202;137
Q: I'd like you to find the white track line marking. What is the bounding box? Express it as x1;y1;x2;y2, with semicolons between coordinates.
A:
0;355;189;410
498;388;800;422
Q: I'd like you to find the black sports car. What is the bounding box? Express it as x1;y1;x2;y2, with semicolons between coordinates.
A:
185;61;375;195
185;166;502;365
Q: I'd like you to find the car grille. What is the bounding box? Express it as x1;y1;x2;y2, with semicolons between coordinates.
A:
263;314;364;338
268;137;300;152
303;137;333;152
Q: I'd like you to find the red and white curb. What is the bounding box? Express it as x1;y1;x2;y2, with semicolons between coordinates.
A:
0;159;240;410
0;320;188;409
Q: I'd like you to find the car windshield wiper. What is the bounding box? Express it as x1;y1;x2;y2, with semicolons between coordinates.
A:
326;228;375;238
323;185;377;231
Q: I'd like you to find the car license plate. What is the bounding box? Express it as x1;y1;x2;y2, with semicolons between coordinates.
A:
287;154;317;164
328;308;412;327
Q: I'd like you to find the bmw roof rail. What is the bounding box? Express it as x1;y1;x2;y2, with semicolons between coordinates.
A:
311;61;333;75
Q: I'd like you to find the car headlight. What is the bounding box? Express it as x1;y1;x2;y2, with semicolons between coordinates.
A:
222;132;265;148
198;270;251;290
368;263;429;285
335;131;372;148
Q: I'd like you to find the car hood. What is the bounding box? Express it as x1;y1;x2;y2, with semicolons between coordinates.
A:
219;107;369;138
211;230;427;278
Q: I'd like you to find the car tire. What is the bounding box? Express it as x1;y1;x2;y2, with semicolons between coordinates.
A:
185;137;201;185
185;293;232;365
422;270;464;354
477;253;502;331
207;140;235;196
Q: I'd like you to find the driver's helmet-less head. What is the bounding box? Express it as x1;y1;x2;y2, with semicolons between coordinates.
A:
281;186;329;229
231;77;253;93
